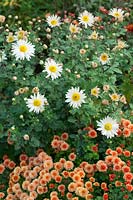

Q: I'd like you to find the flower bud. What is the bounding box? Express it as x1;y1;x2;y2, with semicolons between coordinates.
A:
23;134;30;141
12;76;17;80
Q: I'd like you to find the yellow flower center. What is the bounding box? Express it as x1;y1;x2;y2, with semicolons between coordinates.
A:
101;54;108;61
91;89;97;95
19;45;28;53
51;19;58;26
72;93;80;101
114;12;120;18
7;36;14;43
49;65;57;72
104;123;112;131
111;94;119;101
82;15;89;22
33;99;42;107
70;27;77;33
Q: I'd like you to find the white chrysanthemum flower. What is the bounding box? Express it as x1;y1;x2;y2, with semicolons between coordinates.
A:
78;10;94;28
46;15;61;28
91;86;100;98
88;31;98;40
26;93;48;114
12;40;35;60
97;116;119;139
65;87;86;108
109;8;124;19
0;51;7;62
99;53;110;65
117;40;127;49
69;23;79;33
43;58;63;80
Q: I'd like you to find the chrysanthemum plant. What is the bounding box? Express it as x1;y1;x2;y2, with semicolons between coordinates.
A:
0;7;132;157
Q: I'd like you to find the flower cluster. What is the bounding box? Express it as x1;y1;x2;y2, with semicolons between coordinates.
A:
0;118;132;200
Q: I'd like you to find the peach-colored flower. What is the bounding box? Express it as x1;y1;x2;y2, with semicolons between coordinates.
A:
61;132;69;140
28;183;36;192
87;130;97;138
89;177;95;182
115;180;123;187
101;182;107;190
51;139;60;149
44;159;53;170
116;147;123;155
85;181;92;189
0;192;5;198
123;150;131;157
64;161;74;170
0;164;5;174
110;150;118;157
85;193;94;199
60;141;69;151
19;154;28;161
8;161;16;169
123;128;131;137
38;151;47;161
84;163;94;173
123;172;133;182
113;164;122;171
68;182;77;192
122;119;131;128
66;192;73;199
62;170;69;178
80;161;88;168
51;169;59;179
20;160;27;167
126;184;133;192
105;155;113;165
93;182;100;186
78;187;88;197
30;193;38;200
58;184;65;192
54;161;63;171
96;160;108;172
39;178;46;186
51;195;59;200
12;183;20;192
112;156;121;165
128;124;133;132
122;165;130;173
50;191;58;197
22;180;30;190
72;197;79;200
43;173;51;182
27;197;35;200
29;170;38;179
72;174;81;182
59;158;66;164
55;175;62;183
37;185;45;194
68;153;76;161
105;148;112;155
49;183;55;189
3;158;11;167
15;190;22;198
11;174;20;182
78;170;85;178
